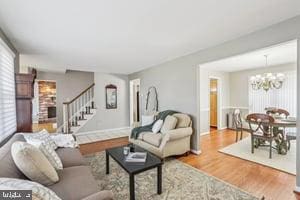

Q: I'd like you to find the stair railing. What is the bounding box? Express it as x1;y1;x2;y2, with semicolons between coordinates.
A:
62;83;95;133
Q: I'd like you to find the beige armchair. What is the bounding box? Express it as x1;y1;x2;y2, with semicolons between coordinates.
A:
129;113;193;158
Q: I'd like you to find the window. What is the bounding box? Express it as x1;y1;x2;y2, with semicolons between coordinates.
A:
0;39;16;142
248;70;297;117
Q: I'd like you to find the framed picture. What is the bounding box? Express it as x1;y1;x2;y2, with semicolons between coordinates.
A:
105;84;117;109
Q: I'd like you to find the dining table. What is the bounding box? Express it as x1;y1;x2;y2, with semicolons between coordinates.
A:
271;117;296;155
245;116;297;155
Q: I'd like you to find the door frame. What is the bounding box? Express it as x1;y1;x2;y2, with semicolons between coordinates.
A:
208;76;222;130
129;79;140;126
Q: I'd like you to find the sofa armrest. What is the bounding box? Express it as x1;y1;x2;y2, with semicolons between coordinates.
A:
164;127;193;141
82;191;114;200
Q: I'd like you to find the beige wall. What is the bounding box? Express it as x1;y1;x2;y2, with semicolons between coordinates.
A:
36;70;94;127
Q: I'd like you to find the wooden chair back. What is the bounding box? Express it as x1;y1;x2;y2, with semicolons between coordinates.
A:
246;113;275;136
232;109;242;128
265;107;290;118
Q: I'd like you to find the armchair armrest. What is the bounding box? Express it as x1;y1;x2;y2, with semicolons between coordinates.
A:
82;191;113;200
158;127;192;150
164;127;193;141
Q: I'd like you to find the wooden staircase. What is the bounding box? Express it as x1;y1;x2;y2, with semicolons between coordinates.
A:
62;83;96;134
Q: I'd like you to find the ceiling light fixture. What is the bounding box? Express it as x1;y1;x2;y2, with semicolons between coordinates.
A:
250;55;285;92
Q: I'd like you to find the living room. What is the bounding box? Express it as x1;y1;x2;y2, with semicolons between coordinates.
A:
1;1;300;200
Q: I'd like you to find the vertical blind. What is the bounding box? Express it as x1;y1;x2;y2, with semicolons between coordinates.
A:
0;40;16;142
248;70;297;117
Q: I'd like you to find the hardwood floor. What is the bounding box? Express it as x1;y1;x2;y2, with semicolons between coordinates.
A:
79;129;299;200
32;122;57;133
80;136;129;155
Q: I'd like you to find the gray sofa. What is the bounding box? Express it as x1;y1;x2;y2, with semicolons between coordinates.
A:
0;133;113;200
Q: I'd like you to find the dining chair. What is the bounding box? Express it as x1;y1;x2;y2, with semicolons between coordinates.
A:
265;107;290;118
246;113;275;159
265;107;296;150
232;109;243;142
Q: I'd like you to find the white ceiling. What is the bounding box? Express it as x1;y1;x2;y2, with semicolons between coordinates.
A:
199;40;297;72
0;0;300;74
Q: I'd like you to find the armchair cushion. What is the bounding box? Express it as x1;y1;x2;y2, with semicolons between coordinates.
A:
141;132;162;147
161;115;178;133
164;127;193;141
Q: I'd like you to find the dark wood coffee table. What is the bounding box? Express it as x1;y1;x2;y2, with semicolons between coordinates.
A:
105;145;163;200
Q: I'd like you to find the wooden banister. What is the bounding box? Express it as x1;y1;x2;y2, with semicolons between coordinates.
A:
63;83;95;105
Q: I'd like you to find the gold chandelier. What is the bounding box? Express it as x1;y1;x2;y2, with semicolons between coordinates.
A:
250;55;285;92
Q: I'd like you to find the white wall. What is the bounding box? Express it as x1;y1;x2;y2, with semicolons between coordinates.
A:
199;68;230;134
79;73;130;132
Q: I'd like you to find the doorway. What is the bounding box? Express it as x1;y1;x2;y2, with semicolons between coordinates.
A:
209;78;218;131
32;80;57;133
130;79;140;127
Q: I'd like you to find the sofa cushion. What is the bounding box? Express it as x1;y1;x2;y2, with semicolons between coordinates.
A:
55;147;86;167
173;113;191;128
11;141;59;186
161;115;178;133
48;166;99;200
142;132;162;147
0;178;61;200
0;133;27;179
23;130;58;150
27;138;63;170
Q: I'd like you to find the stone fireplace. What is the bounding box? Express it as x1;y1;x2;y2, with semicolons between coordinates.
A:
38;81;56;123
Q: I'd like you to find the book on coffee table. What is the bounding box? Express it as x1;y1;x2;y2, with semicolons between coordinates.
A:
125;152;147;163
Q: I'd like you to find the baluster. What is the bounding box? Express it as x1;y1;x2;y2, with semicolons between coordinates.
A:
63;103;68;133
70;102;74;126
80;95;85;120
70;103;73;126
78;98;81;118
73;102;77;126
91;86;95;109
88;91;91;114
87;89;90;104
87;90;91;113
67;104;70;133
85;92;88;114
74;101;78;126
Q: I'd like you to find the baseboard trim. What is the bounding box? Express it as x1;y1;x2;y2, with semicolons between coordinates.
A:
75;127;131;136
294;186;300;193
200;131;210;135
191;149;202;155
220;126;228;130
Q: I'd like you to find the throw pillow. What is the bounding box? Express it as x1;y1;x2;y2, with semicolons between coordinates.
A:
11;141;59;186
141;115;155;126
26;138;63;170
0;178;61;200
152;119;163;133
161;115;178;133
173;113;191;128
23;129;58;150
